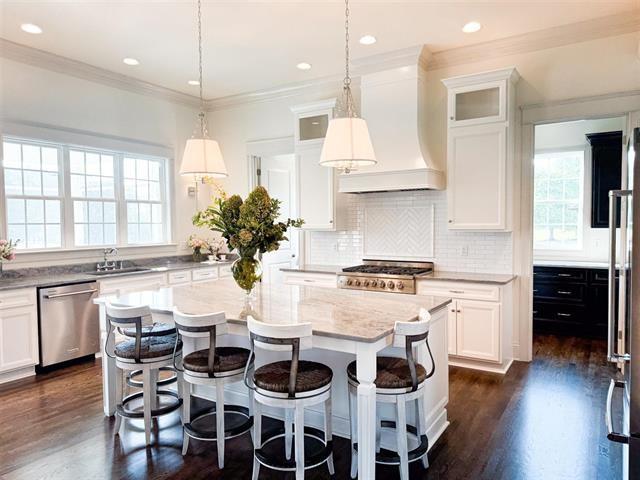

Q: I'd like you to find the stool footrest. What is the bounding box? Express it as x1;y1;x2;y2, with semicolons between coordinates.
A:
183;405;253;441
255;425;333;471
127;367;177;388
354;420;429;466
116;390;182;419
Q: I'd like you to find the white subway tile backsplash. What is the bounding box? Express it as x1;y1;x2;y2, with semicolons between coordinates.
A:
307;190;513;274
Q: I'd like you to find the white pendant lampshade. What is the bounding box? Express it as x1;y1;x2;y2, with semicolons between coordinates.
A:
180;137;228;178
320;117;376;171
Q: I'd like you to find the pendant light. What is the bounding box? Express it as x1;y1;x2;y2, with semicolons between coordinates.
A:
180;0;228;180
319;0;376;174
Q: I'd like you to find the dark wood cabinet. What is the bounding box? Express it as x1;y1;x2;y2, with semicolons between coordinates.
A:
587;131;622;228
533;265;616;338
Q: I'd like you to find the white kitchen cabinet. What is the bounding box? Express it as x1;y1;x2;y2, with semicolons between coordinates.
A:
0;288;39;381
442;67;519;232
282;270;337;289
98;272;168;296
168;270;192;285
291;100;348;231
453;299;501;362
447;306;457;355
191;267;218;283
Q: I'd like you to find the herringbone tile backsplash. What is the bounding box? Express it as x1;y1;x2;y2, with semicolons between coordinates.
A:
307;190;513;274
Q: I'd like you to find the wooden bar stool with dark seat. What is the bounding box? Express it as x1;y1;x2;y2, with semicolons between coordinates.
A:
244;317;335;480
172;308;254;469
104;302;184;446
347;310;435;480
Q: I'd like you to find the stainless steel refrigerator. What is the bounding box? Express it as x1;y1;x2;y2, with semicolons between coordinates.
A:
607;126;639;479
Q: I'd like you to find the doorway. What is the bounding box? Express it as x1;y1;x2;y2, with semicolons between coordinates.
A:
247;137;298;284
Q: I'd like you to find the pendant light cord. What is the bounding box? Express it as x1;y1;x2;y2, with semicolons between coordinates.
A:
342;0;355;118
197;0;207;137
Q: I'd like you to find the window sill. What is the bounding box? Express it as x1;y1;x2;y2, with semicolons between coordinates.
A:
15;243;179;255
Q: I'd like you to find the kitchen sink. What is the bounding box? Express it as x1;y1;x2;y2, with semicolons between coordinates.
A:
87;267;153;276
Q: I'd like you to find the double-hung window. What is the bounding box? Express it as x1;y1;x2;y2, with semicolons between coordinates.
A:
1;137;171;251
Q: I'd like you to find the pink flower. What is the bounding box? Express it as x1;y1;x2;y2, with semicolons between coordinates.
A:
7;253;15;261
0;239;7;246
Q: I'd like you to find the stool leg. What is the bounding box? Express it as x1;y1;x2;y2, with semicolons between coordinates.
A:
284;408;293;460
252;399;262;480
348;387;358;480
149;369;159;411
324;394;335;476
376;412;382;453
417;395;429;469
215;381;225;469
396;398;409;480
294;404;305;480
176;370;184;423
183;382;191;425
142;368;152;446
114;367;123;436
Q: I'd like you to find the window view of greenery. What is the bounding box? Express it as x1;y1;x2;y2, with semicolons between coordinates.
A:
533;150;584;250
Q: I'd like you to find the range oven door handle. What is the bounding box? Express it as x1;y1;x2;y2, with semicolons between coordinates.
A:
605;379;629;444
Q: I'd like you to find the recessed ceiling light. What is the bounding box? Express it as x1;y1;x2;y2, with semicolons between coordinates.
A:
359;35;377;45
122;57;140;66
296;62;312;71
462;21;482;33
187;80;200;86
21;23;42;34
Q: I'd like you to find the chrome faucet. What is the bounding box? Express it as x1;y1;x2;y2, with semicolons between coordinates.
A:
97;247;119;271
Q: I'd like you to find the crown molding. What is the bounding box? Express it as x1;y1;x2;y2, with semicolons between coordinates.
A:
0;38;201;108
429;12;640;70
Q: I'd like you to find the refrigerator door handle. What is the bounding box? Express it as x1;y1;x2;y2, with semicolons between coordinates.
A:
605;379;629;444
607;190;632;363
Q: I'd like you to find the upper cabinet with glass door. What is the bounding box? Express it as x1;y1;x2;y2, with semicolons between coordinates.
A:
444;68;519;128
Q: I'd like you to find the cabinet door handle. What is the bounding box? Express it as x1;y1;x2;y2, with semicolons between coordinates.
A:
303;279;315;283
557;273;572;277
533;289;538;293
558;313;572;317
449;290;465;294
532;310;538;315
557;290;572;295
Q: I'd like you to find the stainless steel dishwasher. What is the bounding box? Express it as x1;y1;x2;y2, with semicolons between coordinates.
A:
38;282;100;367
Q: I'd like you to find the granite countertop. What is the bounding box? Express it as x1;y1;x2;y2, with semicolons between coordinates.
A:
0;259;233;292
100;278;452;343
534;259;609;269
282;264;516;285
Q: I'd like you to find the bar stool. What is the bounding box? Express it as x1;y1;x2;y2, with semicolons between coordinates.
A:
244;317;335;480
104;302;184;446
347;310;435;480
172;308;254;469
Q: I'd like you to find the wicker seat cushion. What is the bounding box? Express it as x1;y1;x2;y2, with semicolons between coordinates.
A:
120;322;176;337
115;334;181;360
347;356;427;389
254;360;333;394
183;347;251;374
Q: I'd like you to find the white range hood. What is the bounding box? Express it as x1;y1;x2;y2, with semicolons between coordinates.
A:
339;48;444;193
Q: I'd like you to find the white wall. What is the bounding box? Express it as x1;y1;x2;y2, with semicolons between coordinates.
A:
0;58;210;267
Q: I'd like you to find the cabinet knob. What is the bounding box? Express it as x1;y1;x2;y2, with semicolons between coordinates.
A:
329;220;334;224
448;219;453;223
450;116;454;120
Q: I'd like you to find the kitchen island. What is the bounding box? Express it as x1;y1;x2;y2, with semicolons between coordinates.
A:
96;278;451;478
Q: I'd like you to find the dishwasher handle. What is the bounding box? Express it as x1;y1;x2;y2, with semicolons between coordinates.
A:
44;288;98;299
605;379;629;444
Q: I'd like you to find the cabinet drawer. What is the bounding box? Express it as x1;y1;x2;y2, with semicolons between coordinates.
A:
533;302;585;323
219;264;233;278
589;269;614;284
283;272;337;289
192;268;218;282
168;270;192;285
417;281;500;302
533;266;586;282
533;283;585;302
0;288;36;309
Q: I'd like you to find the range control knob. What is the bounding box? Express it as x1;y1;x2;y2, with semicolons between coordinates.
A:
355;280;361;287
388;281;395;289
363;280;370;287
346;279;353;286
370;280;378;288
397;281;404;290
379;281;386;288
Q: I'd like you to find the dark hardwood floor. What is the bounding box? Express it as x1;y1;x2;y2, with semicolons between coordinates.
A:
0;334;622;480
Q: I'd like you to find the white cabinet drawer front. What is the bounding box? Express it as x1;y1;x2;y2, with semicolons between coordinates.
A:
219;264;233;278
283;272;337;289
192;268;219;282
0;304;39;372
417;281;500;302
168;270;192;284
0;288;36;309
99;273;167;296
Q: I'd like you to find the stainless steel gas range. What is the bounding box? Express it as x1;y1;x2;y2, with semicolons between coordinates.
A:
338;259;434;294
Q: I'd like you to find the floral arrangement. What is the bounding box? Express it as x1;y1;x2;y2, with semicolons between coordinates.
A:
209;237;227;256
187;234;210;262
193;186;303;293
0;239;18;262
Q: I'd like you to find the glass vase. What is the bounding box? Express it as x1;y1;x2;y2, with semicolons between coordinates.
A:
231;254;263;298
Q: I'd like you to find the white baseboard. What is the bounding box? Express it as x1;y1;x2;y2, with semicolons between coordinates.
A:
0;365;36;385
448;357;514;375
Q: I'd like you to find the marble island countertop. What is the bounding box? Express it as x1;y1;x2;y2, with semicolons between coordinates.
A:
282;264;516;285
101;277;452;343
0;258;233;292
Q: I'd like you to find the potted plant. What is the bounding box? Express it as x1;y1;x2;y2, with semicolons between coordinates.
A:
0;239;19;277
193;186;303;296
187;234;210;263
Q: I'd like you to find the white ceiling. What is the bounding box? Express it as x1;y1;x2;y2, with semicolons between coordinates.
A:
1;0;637;99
